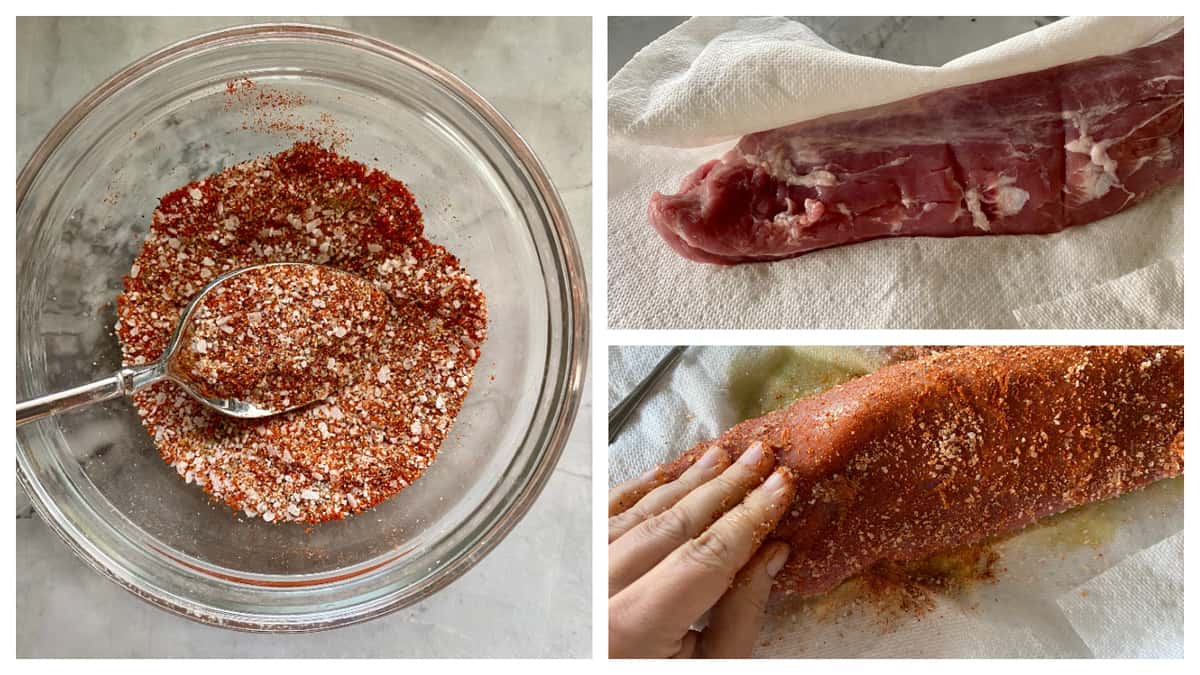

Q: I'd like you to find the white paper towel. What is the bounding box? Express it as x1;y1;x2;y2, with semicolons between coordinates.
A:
608;346;1184;657
607;17;1184;329
1012;256;1184;329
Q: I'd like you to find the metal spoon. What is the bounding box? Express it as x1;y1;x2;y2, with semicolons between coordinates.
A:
608;346;687;444
17;262;338;426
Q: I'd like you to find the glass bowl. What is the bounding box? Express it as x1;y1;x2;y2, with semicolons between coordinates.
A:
16;24;588;631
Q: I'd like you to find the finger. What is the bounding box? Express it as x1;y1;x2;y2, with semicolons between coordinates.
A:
673;630;701;659
608;442;773;594
613;466;796;640
610;595;696;659
608;446;729;541
609;466;670;518
699;540;790;658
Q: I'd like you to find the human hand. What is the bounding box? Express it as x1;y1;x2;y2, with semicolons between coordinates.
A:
608;442;797;658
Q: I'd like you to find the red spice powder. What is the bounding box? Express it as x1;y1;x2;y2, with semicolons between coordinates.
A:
223;78;349;147
768;541;1002;634
116;142;488;523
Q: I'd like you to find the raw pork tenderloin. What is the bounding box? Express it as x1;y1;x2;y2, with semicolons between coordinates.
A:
648;31;1183;264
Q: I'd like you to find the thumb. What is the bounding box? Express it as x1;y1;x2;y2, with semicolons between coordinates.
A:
698;540;790;658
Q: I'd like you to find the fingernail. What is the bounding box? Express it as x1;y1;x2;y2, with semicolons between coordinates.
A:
762;468;789;493
766;544;790;577
738;441;765;466
696;446;725;470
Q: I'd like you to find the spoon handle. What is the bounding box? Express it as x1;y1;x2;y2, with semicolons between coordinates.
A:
608;346;687;445
16;363;165;426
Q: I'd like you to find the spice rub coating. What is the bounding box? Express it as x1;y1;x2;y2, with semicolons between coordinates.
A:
116;142;488;523
657;346;1183;597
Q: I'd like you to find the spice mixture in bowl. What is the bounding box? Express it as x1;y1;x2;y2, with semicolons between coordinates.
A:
120;145;489;523
16;25;586;630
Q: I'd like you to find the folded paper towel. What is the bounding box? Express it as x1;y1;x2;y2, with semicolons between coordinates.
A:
608;16;1184;329
608;346;1183;657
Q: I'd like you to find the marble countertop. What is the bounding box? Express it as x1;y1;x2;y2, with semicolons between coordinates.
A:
608;16;1063;77
16;16;592;658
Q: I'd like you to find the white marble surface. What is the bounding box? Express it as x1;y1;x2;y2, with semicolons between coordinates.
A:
16;16;592;658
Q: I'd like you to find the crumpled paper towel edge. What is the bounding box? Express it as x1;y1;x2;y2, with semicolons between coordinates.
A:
610;15;1183;148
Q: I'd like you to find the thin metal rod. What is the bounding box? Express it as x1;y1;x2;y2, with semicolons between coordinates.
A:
17;362;166;426
18;370;127;426
608;346;687;445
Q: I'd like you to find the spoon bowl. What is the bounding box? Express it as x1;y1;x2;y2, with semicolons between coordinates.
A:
160;261;348;418
16;261;353;424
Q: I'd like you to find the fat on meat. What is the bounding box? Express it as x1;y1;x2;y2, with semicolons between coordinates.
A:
648;30;1183;265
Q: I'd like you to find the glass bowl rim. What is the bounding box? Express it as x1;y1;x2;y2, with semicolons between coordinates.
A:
16;21;590;631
